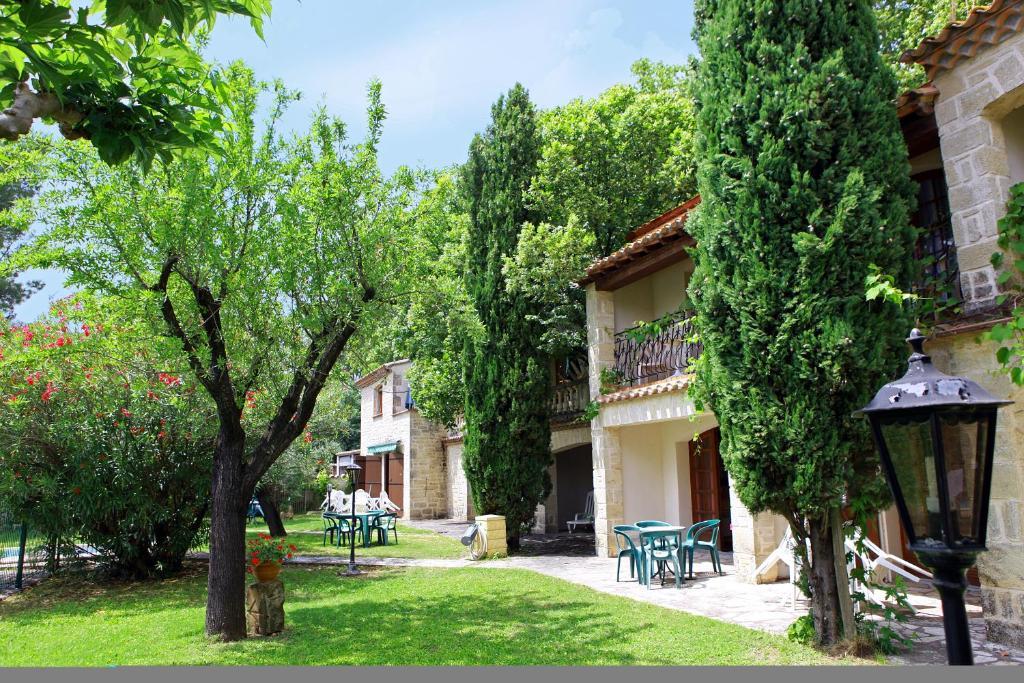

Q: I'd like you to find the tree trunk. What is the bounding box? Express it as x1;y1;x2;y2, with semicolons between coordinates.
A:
257;489;287;537
205;436;250;641
829;507;856;641
806;515;843;646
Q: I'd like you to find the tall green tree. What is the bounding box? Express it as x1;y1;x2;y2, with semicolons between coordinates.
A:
874;1;965;91
17;66;417;640
689;0;917;645
0;176;41;317
461;84;551;549
0;0;270;166
531;58;698;256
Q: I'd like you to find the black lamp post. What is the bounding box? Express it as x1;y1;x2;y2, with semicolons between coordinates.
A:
858;329;1012;665
339;454;362;577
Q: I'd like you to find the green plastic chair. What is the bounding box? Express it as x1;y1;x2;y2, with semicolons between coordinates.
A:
613;525;643;582
639;528;684;589
335;516;363;547
322;514;340;546
682;519;723;578
372;513;399;545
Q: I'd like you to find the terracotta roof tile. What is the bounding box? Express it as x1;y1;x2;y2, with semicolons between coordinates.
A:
579;196;699;287
596;374;692;405
354;358;410;388
896;83;940;119
901;1;1024;79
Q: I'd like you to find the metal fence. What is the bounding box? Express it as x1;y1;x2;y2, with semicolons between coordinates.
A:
613;310;702;387
0;506;47;591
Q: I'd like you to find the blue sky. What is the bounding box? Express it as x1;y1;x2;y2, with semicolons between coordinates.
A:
14;1;697;322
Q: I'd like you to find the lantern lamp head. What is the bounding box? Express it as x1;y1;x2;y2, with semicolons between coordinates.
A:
858;329;1011;555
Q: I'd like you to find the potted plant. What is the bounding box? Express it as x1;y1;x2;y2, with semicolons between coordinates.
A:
247;533;296;583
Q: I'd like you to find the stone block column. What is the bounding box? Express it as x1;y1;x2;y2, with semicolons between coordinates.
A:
586;285;616;400
932;29;1024;312
475;514;507;558
591;424;624;558
729;478;784;584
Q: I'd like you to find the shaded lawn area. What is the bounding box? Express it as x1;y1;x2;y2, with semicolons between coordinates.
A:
0;564;843;666
243;512;464;560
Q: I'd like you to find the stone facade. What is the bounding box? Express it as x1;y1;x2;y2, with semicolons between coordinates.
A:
928;332;1024;647
358;360;446;520
444;441;472;520
922;18;1024;647
932;27;1024;312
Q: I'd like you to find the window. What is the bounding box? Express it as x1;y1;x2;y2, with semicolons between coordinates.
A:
911;170;961;310
373;383;383;417
392;373;412;413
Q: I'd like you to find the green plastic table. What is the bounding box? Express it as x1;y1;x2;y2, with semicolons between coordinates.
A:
324;510;386;548
638;526;686;587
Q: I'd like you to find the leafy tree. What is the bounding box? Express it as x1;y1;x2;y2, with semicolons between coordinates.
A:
0;294;216;578
0;175;41;318
461;85;551;549
689;0;917;645
531;58;698;255
0;0;270;166
17;66;417;640
874;1;966;91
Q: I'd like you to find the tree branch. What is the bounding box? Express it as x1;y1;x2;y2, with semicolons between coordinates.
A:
0;82;86;141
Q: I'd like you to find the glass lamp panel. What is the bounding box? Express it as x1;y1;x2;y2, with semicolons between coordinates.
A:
879;416;943;544
937;409;990;546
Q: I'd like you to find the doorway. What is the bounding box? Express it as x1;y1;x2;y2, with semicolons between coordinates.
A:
689;427;733;551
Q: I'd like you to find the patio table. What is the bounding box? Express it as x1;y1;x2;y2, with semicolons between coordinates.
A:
638;526;686;587
324;510;386;548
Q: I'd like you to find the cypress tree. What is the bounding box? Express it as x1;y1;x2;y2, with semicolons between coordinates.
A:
462;84;552;550
689;0;917;644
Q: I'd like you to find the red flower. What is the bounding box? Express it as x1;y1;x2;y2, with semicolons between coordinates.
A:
40;382;56;402
288;544;297;551
286;553;293;559
303;431;313;444
251;558;260;566
120;408;132;418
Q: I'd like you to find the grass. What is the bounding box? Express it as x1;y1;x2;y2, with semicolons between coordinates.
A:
0;563;842;666
242;512;465;560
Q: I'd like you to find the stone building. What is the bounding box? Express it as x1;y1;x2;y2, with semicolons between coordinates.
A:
352;358;595;528
580;198;789;580
898;0;1024;647
351;360;448;519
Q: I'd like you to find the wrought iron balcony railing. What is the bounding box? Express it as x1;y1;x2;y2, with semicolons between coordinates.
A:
613;311;701;388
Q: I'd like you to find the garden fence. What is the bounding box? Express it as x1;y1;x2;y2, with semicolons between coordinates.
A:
0;505;47;591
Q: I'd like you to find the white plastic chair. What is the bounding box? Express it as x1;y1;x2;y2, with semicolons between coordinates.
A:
378;490;402;513
753;526;805;609
845;529;931;614
566;490;595;534
353;489;370;512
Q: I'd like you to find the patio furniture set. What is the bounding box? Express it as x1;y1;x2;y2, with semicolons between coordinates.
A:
320;488;402;548
613;520;724;589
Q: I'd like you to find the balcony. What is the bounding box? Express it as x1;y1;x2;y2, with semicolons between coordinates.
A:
613;310;701;388
549;379;589;421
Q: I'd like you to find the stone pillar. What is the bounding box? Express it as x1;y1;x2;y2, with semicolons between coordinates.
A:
592;425;624;558
729;480;783;584
475;514;507;558
586;285;616;400
246;579;285;636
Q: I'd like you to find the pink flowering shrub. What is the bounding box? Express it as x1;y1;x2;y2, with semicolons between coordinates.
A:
0;296;217;578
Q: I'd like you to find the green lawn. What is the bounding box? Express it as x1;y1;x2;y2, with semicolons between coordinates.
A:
243;512;465;560
0;564;841;666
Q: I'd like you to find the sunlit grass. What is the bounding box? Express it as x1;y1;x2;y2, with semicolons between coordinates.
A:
0;564;843;666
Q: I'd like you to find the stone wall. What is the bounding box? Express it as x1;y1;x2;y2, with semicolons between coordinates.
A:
444;441;472;520
407;411;449;519
933;28;1024;312
928;332;1024;647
